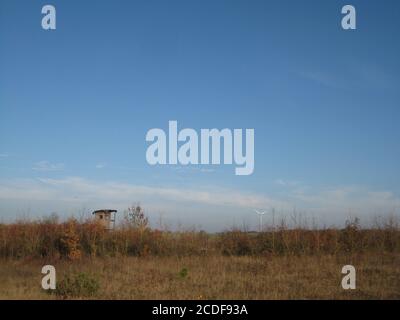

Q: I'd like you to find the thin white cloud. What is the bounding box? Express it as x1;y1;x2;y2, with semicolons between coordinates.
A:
200;168;215;173
32;161;64;172
30;177;283;209
171;166;216;173
355;61;398;90
300;71;336;87
95;163;106;169
0;176;399;213
275;179;300;187
289;185;400;215
299;62;399;92
0;177;288;230
0;153;9;158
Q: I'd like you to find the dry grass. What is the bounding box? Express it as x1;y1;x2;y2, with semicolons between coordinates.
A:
0;253;399;300
0;215;399;299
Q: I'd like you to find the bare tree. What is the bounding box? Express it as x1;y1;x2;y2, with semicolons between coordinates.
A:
124;204;149;230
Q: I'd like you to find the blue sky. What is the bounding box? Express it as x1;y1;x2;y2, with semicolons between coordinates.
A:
1;0;400;230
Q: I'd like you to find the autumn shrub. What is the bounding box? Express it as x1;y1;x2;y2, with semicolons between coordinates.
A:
218;230;254;256
78;221;106;257
0;215;399;259
56;220;82;260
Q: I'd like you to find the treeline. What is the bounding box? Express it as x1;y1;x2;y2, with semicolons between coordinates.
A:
0;216;399;259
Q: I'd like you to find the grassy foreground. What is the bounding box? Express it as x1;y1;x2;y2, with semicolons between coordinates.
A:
1;213;399;299
1;253;399;299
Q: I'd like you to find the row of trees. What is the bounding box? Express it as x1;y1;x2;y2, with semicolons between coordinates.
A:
0;207;399;260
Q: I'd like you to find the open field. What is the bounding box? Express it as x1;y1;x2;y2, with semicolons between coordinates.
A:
0;215;399;299
0;253;399;299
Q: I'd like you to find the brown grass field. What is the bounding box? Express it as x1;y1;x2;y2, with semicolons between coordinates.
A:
1;253;399;300
0;212;399;300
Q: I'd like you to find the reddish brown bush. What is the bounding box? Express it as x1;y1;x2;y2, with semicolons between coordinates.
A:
0;216;399;259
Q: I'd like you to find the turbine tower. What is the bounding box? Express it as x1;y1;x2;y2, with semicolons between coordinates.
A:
254;209;266;232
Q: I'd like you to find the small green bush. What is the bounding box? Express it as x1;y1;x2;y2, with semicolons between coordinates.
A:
179;267;188;279
54;272;100;299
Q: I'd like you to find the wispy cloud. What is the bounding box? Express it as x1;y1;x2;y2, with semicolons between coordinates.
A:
357;63;398;90
284;185;400;222
0;153;9;158
299;71;338;88
32;161;64;172
171;166;216;173
95;163;106;169
298;61;399;92
275;179;300;187
34;177;283;209
0;177;399;222
0;177;285;212
0;177;274;230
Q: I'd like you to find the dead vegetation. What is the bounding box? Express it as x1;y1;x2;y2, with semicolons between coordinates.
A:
0;213;399;299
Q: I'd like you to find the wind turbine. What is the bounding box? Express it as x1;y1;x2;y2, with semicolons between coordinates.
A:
254;209;266;232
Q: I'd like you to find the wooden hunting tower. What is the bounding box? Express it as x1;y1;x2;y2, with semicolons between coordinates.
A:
92;209;117;230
